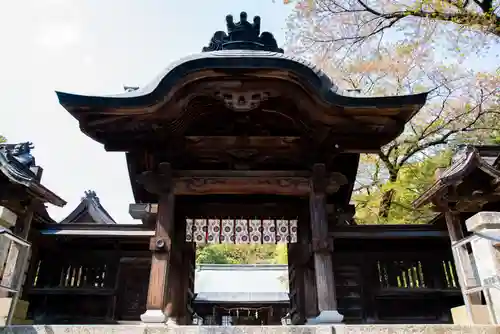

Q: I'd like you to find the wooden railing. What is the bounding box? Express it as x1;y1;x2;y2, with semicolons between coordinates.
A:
31;255;117;293
27;251;121;323
334;251;461;324
376;258;458;290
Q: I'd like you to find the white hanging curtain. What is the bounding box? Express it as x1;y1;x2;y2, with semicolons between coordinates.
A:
185;218;298;244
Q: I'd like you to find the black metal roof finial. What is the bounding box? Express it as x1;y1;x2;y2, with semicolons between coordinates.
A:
202;11;283;53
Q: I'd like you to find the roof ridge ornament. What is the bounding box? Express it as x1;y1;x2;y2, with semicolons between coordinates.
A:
0;142;36;168
83;190;99;203
202;12;284;53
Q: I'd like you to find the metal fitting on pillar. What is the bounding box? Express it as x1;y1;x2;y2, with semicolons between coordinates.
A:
150;237;169;252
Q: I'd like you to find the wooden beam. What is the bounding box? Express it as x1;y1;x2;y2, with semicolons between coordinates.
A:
172;171;346;196
105;136;304;152
184;136;302;150
39;229;155;237
330;225;448;239
173;170;311;177
181;202;305;217
135;199;309;219
446;193;500;202
138;169;346;196
27;288;116;295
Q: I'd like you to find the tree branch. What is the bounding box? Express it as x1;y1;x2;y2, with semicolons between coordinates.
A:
353;0;500;37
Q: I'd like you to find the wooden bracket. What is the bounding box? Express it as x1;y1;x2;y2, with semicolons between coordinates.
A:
137;162;172;195
129;203;158;220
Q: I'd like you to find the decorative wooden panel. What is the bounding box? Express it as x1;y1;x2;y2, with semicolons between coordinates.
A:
185;218;298;244
116;264;150;320
335;263;364;323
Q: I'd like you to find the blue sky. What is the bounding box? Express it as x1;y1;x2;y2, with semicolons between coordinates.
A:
0;1;497;224
0;1;293;223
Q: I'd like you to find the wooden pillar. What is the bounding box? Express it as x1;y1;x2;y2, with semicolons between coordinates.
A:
187;242;196;324
303;262;318;320
175;246;189;325
287;243;303;324
300;213;318;321
164;218;186;325
308;164;343;324
21;230;40;300
140;163;175;324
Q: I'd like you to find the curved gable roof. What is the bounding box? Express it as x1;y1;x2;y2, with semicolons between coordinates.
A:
60;190;116;224
0;143;65;207
413;145;500;209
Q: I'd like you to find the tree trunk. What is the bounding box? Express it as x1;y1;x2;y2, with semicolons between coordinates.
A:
378;173;398;219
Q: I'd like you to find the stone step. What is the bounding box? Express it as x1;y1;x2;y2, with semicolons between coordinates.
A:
1;325;500;334
0;317;34;326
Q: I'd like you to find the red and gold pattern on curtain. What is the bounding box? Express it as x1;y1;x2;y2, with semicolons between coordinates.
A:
185;218;298;244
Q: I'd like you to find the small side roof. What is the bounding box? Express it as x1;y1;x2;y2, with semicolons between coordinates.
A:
413;145;500;211
0;142;65;207
194;264;289;304
59;190;116;224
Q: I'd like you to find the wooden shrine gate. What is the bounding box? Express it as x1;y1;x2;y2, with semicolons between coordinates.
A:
133;164;347;324
47;9;436;326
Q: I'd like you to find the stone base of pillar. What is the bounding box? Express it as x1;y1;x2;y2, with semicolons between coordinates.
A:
306;310;344;324
140;309;166;323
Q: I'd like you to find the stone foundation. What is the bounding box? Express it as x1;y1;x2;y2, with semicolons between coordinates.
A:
0;299;32;326
1;325;500;334
452;305;493;325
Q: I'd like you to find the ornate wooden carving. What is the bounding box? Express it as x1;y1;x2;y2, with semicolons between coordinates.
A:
169;170;346;196
185;136;301;150
175;176;309;196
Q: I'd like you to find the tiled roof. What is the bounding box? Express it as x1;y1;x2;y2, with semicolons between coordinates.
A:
59;190;116;224
0;142;65;207
413;145;500;209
